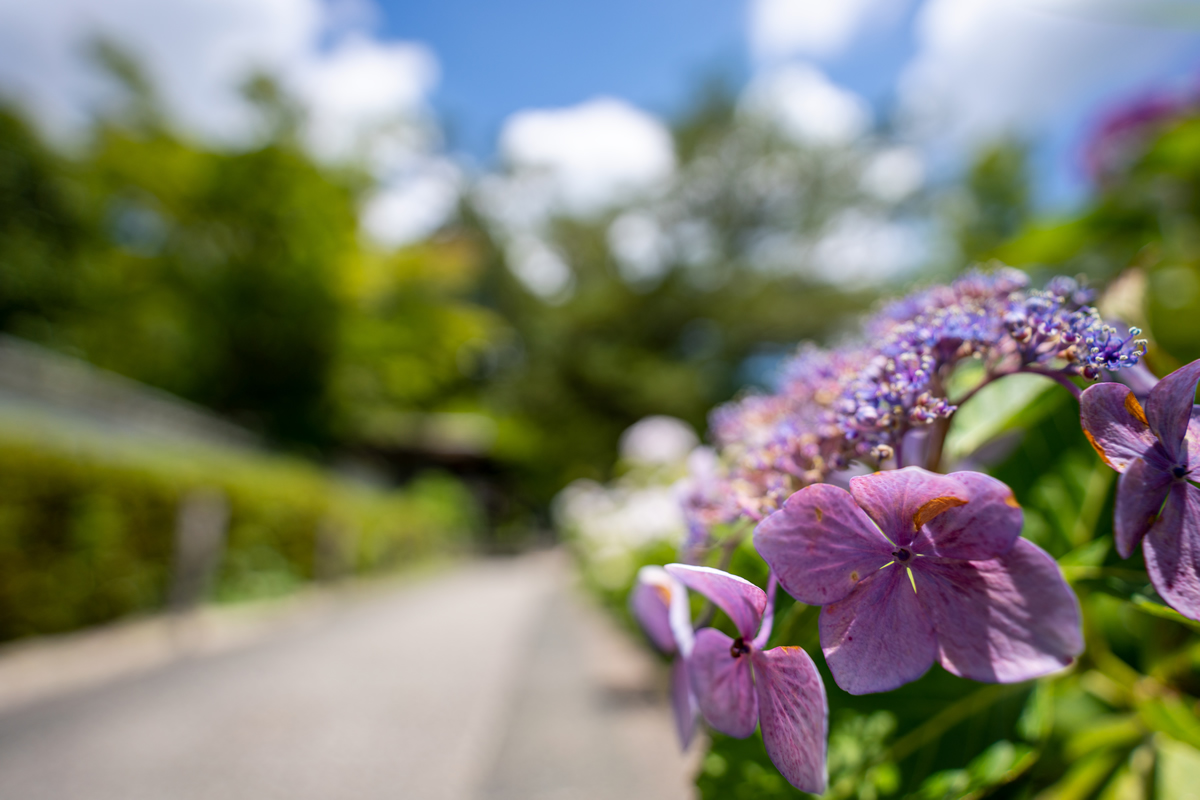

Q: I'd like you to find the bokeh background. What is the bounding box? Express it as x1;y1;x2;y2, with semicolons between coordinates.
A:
2;1;1200;798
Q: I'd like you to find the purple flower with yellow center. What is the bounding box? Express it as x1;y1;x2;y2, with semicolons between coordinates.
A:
663;564;828;794
629;566;699;748
1080;359;1200;619
754;468;1083;695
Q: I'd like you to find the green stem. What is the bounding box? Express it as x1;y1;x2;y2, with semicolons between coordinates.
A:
1070;462;1114;548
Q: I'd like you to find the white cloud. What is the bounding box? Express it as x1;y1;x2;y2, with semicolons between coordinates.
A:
861;146;925;202
741;63;870;145
748;0;904;62
0;0;462;248
498;97;675;216
506;234;574;301
294;32;437;161
607;211;672;284
899;0;1200;146
360;159;461;248
810;209;926;284
0;0;437;162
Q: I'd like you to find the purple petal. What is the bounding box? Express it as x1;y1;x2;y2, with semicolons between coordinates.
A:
849;467;969;547
914;539;1083;683
669;657;698;749
665;564;765;641
1114;453;1173;559
754;484;894;606
1080;382;1157;472
1147;359;1200;463
1189;408;1200;474
752;646;828;794
687;627;758;737
1144;482;1200;622
913;471;1023;561
630;566;680;654
819;565;937;695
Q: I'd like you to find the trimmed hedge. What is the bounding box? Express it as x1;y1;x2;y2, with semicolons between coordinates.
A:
0;416;480;641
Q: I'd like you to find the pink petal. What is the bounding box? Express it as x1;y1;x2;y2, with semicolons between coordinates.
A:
687;627;759;738
1144;482;1200;622
629;566;680;654
754;484;894;606
849;467;969;547
913;471;1023;561
915;539;1083;683
1114;453;1173;559
819;564;937;695
1147;359;1200;463
752;646;828;794
665;564;765;641
1079;382;1157;473
669;657;698;749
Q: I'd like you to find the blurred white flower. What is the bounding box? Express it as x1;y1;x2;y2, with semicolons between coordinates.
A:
619;416;699;466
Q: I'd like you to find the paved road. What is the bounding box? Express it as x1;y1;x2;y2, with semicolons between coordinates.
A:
0;552;696;800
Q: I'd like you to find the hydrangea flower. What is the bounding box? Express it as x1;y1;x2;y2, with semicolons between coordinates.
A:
1080;359;1200;619
680;271;1147;522
664;564;828;793
629;566;699;747
754;468;1083;694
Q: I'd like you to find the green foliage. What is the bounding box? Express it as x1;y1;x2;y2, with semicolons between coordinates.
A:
951;140;1033;262
0;419;479;641
1000;111;1200;367
0;107;90;332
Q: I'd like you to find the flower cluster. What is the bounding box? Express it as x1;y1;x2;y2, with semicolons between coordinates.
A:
625;265;1172;791
1005;282;1145;379
633;565;828;792
678;269;1146;548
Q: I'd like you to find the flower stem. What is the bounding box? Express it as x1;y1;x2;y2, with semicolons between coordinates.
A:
1019;366;1083;400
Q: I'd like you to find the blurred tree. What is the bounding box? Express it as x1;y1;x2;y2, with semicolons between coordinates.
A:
0;47;923;522
999;102;1200;367
464;90;905;510
0;107;91;336
3;47;358;447
948;139;1032;262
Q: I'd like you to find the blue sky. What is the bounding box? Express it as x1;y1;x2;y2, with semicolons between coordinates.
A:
376;0;1200;207
378;0;751;159
2;0;1198;228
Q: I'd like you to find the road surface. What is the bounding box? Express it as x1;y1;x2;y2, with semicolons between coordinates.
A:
0;552;697;800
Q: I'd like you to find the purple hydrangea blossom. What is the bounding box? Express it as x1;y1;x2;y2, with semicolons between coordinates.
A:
680;270;1148;526
838;272;1145;460
754;468;1083;694
629;566;699;747
1005;283;1146;380
663;564;828;794
1084;89;1199;183
1080;359;1200;619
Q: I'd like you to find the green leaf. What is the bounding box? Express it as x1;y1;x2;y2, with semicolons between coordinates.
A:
1127;596;1200;635
1157;735;1200;800
1033;749;1122;800
1137;696;1200;751
1063;714;1144;760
